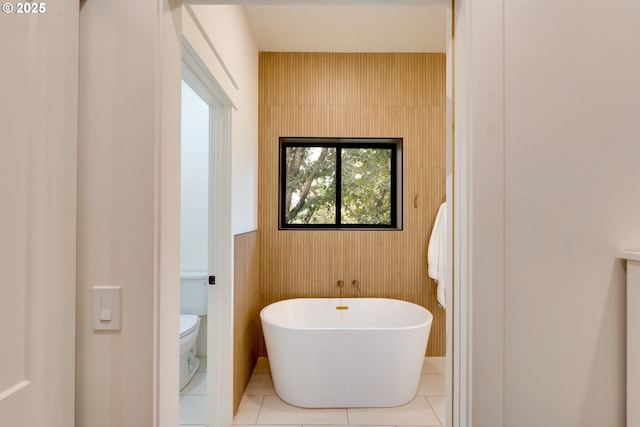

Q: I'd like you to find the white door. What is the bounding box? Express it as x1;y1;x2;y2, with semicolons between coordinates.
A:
0;3;79;426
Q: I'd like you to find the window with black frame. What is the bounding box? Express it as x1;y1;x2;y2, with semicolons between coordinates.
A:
279;137;402;230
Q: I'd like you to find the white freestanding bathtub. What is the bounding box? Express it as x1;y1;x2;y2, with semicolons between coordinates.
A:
260;298;432;408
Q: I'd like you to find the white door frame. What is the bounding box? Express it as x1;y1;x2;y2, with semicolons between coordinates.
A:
182;39;235;427
452;0;506;426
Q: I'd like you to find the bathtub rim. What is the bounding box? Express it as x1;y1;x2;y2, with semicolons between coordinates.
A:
260;297;433;332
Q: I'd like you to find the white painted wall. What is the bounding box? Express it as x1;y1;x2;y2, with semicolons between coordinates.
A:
462;0;640;425
182;5;259;235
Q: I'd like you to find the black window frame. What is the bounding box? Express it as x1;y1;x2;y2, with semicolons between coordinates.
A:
278;137;403;230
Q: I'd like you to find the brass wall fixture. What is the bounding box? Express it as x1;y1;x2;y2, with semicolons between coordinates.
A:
352;279;361;293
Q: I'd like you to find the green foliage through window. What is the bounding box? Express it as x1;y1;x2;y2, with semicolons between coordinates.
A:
279;138;402;230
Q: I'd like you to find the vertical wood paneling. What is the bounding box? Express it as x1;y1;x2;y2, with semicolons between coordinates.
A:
233;231;261;413
258;53;446;356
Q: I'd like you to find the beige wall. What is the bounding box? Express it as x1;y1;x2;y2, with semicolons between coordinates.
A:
463;0;640;425
503;1;640;425
76;1;182;426
258;52;447;356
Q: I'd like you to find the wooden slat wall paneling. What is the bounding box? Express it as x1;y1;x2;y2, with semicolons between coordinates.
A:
233;231;261;413
258;52;446;356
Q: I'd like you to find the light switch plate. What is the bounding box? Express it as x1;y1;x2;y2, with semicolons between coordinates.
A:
93;286;122;331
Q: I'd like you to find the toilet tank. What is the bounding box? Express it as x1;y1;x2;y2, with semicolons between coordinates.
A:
180;272;208;315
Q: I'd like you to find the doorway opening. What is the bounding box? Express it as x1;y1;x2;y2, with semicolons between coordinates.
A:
179;39;234;427
179;76;211;423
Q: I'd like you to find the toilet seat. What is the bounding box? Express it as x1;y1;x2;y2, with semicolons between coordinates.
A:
180;314;199;339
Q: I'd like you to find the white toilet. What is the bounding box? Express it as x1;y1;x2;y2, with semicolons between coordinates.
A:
179;314;201;390
179;275;208;390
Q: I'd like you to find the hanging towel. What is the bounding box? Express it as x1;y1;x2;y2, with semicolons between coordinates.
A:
427;202;447;308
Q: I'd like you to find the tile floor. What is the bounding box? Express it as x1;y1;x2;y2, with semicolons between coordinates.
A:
180;356;208;426
232;356;446;427
179;356;446;427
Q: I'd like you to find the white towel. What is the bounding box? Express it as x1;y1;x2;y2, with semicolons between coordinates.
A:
427;202;447;308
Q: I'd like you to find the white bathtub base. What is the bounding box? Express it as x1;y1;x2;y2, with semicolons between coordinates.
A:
261;298;432;408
